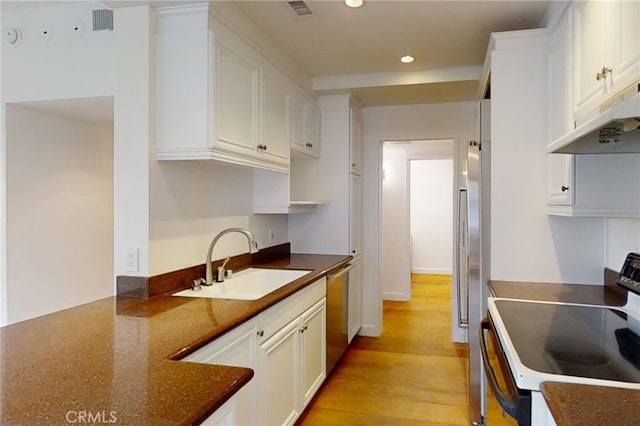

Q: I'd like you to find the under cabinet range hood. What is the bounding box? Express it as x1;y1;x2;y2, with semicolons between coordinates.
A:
548;87;640;155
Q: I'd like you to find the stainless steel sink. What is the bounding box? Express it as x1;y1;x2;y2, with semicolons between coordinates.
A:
172;268;311;300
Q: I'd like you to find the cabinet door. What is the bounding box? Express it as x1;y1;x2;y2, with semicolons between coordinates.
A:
350;107;363;175
347;257;362;343
291;88;305;152
214;42;259;155
547;10;570;141
300;299;326;408
182;320;258;426
291;88;320;158
612;0;640;92
258;320;300;426
261;65;290;166
572;0;612;120
546;154;574;206
350;173;363;257
303;100;320;157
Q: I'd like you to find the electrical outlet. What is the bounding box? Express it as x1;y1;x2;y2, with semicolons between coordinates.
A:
268;229;275;244
125;248;139;272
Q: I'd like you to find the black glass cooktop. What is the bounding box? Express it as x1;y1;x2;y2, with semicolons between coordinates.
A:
494;300;640;383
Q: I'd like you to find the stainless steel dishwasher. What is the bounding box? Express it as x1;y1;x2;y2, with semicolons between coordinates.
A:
326;262;355;374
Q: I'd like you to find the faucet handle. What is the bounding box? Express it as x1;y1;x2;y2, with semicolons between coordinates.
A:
192;278;204;291
216;257;230;283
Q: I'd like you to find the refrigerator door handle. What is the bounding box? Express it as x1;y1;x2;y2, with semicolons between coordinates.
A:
456;187;469;328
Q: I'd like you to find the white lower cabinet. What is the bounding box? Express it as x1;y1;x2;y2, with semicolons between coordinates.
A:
182;278;326;426
258;298;326;426
182;318;259;426
300;299;326;406
259;317;299;426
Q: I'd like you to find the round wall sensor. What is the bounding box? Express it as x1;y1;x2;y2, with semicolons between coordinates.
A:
4;28;21;46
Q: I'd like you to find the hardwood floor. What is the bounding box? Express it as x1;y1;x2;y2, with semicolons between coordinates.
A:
298;274;469;425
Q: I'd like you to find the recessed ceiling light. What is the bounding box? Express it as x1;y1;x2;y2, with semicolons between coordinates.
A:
400;55;415;64
345;0;364;8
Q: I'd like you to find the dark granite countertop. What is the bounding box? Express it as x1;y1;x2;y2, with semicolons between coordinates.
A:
541;382;640;426
0;253;350;425
490;275;640;426
489;271;627;306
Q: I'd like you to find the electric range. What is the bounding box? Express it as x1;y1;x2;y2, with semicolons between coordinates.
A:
480;253;640;425
488;297;640;391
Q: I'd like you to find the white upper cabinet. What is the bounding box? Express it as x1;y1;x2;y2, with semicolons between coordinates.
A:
546;154;575;207
214;28;261;159
350;106;363;175
156;5;297;173
571;0;640;123
291;87;321;158
260;63;291;166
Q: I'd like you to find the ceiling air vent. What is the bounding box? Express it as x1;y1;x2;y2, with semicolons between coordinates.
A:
288;1;313;16
93;9;113;31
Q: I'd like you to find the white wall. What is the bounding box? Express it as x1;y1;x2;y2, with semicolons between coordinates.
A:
362;102;476;335
490;30;606;285
1;4;288;325
288;96;351;255
119;6;289;277
148;160;288;275
410;159;453;274
381;145;411;300
1;1;114;103
6;104;113;324
605;219;640;270
380;143;454;301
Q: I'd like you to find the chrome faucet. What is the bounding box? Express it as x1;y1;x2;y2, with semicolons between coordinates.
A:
205;228;258;285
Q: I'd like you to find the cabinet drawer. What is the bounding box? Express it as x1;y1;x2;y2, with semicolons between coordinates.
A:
258;277;326;342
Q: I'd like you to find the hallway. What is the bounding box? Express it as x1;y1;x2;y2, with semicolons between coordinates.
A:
298;274;469;425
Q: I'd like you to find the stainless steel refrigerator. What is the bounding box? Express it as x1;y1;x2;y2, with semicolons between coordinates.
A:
456;100;491;425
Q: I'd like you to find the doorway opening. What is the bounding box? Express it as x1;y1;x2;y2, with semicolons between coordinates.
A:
380;139;454;301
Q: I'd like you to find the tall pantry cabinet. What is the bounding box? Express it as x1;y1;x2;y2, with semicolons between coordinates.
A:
289;94;363;341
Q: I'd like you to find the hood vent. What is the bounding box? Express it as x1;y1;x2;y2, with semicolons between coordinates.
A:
548;83;640;154
288;1;313;16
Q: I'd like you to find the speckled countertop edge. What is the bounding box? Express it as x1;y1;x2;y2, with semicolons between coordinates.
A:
0;253;351;425
541;382;640;426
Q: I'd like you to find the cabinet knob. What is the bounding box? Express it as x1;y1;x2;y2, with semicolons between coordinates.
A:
305;142;313;148
596;66;613;81
256;144;268;151
351;163;356;167
257;330;264;337
561;185;569;192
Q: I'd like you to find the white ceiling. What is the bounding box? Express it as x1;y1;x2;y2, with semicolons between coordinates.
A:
231;0;552;106
4;0;552;113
